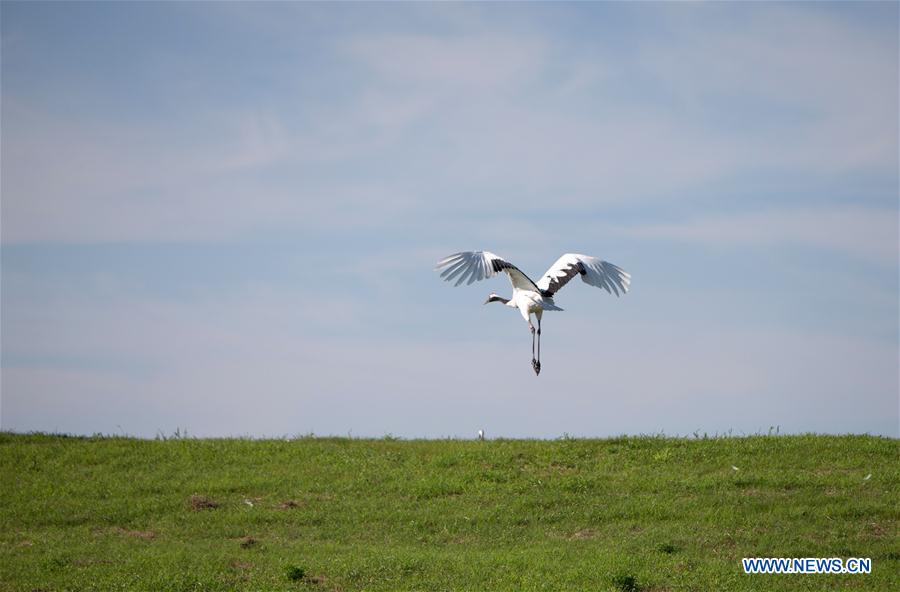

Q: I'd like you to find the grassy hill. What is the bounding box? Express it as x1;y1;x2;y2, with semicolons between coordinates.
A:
1;433;897;591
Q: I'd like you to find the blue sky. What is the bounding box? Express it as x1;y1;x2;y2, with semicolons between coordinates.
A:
2;2;897;438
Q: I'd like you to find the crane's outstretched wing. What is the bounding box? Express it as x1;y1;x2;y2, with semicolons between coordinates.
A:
435;251;539;291
537;254;630;297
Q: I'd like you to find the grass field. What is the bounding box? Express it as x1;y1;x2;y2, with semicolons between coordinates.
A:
1;433;897;591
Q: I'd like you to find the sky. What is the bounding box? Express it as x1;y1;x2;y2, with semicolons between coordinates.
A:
1;1;897;439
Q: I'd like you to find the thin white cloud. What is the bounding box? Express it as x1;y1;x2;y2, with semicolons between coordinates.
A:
3;6;896;243
0;102;423;242
620;206;898;265
343;33;547;89
636;4;898;173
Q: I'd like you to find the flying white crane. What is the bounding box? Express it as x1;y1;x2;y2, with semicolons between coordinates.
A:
435;251;630;375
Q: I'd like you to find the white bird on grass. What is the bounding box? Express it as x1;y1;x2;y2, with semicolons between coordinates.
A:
435;251;630;375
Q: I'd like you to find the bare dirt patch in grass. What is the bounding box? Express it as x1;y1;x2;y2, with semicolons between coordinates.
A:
239;536;257;549
866;522;886;539
188;494;219;511
278;500;301;509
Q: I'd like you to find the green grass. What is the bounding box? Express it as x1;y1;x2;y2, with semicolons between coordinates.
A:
1;433;897;591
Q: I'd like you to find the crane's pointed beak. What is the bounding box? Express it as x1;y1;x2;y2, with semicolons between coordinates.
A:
483;297;491;305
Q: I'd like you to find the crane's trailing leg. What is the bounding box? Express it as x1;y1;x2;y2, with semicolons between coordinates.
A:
533;312;542;376
530;322;536;364
529;322;540;375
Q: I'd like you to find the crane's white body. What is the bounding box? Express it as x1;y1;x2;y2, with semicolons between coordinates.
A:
435;250;630;375
507;287;560;325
